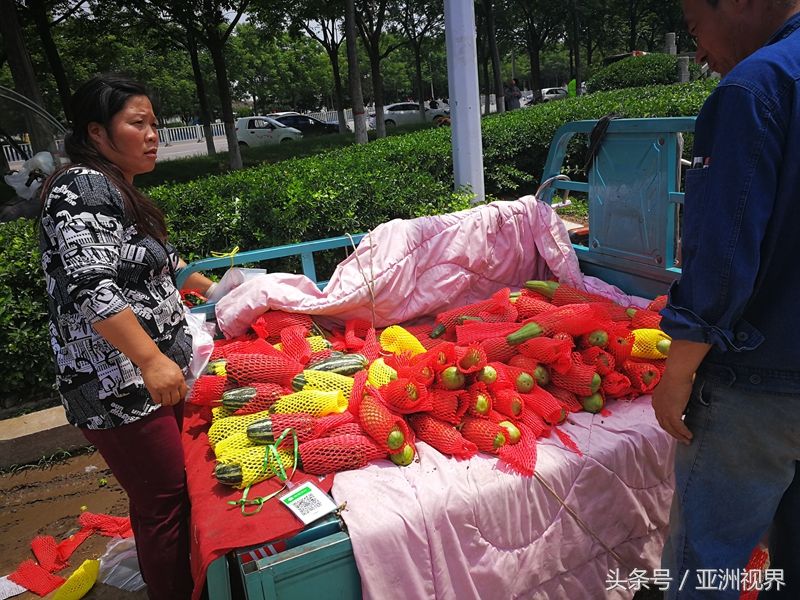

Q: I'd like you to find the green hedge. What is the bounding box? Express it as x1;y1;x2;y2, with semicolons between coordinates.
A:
586;54;703;94
1;80;716;408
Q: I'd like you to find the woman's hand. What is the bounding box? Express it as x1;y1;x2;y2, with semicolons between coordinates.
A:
652;371;694;445
139;353;188;406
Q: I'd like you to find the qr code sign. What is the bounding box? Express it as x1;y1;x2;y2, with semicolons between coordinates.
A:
280;482;337;525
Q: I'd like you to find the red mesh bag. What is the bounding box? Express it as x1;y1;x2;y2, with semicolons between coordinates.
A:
594;302;636;322
381;378;432;414
408;414;478;459
519;407;549;438
428;389;462;424
631;309;663;330
508;354;539;373
552;331;576;345
622;360;661;393
478;301;518;323
464;382;493;418
269;413;319;443
741;545;770;600
323;422;366;437
252;311;313;342
522;386;566;424
550;353;599;397
493;387;524;418
225;353;304;387
647;295;668;313
580;346;616;375
454;343;488;374
498;422;538;476
496;364;534;393
9;560;65;596
456;321;519;345
188;375;227;405
231;383;288;414
57;528;93;563
530;304;609;337
348;370;369;416
550;283;612;306
418;341;456;372
554;427;583;456
210;335;257;360
78;512;132;537
362;327;382;361
299;434;387;475
385;353;435;386
434;289;510;331
607;327;634;364
359;392;413;452
545;385;583;413
576;324;614;350
308;349;333;365
480;337;518;362
517;336;573;374
460;416;507;453
601;371;634;398
31;535;67;572
339;319;371;352
279;326;313;364
233;337;285;357
515;295;553;320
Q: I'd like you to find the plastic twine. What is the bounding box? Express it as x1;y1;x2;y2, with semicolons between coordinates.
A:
346;232;377;328
211;245;240;269
227;427;299;516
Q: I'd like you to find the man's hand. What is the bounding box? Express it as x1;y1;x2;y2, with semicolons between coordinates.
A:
139;353;188;406
652;371;694;445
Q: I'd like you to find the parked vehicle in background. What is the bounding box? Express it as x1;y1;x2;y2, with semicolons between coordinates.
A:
540;88;568;102
235;116;303;147
269;113;345;135
368;102;450;129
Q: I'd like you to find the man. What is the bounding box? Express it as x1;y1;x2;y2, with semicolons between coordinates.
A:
504;78;521;110
653;0;800;598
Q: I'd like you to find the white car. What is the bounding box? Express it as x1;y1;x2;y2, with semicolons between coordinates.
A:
368;102;450;129
235;116;303;147
540;87;568;102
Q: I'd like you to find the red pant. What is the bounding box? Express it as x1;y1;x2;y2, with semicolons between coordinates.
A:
82;404;193;600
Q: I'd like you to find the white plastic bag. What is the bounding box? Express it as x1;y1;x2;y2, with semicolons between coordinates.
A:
206;267;266;303
97;536;145;592
184;309;215;385
3;151;55;200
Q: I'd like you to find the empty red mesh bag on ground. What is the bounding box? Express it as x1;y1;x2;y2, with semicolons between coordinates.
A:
279;325;313;364
517;337;573;374
428;389;462;424
231;383;288;414
550;353;599;397
498;421;538;476
493;387;524;419
522;386;566;424
31;535;67;572
514;295;553;320
622;360;661;393
600;371;633;399
545;385;583;413
9;560;65;596
580;346;616;375
480;337;518;363
225;353;303;387
631;309;663;330
188;375;227;405
78;512;132;537
359;392;412;452
299;434;387;475
454;343;488;374
460;416;506;453
251;311;313;342
380;378;432;414
408;414;478;459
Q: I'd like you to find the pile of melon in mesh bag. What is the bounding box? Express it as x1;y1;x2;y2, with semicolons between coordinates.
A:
189;281;671;488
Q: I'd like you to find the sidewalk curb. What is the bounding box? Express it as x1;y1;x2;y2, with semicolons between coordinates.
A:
0;406;87;469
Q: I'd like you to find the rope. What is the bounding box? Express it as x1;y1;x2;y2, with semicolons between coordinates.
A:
346;232;377;328
211;245;240;270
533;470;633;570
227;427;299;516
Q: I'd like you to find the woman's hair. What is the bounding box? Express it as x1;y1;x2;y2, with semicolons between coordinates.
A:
42;74;167;241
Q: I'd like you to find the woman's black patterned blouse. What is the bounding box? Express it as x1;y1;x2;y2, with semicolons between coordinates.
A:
40;167;192;429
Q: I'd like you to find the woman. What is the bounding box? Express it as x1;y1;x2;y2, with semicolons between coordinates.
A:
39;75;213;600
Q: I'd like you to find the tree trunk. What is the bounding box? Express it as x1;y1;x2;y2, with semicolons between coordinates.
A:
0;0;52;153
345;0;368;144
525;21;543;93
328;49;348;133
29;0;72;122
188;31;216;156
413;42;425;123
573;1;582;95
628;0;638;51
207;35;242;169
367;49;386;138
483;0;504;113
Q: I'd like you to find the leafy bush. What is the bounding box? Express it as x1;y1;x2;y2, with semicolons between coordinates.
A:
0;219;54;407
587;54;703;94
2;80;716;408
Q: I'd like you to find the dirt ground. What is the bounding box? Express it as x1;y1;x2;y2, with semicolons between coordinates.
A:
0;449;147;599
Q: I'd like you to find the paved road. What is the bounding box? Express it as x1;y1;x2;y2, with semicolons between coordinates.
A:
156;136;229;162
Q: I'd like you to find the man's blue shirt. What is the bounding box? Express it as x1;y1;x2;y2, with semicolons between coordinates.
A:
660;13;800;392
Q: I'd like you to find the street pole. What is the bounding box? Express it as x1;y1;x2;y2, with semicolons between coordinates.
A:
444;0;485;203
